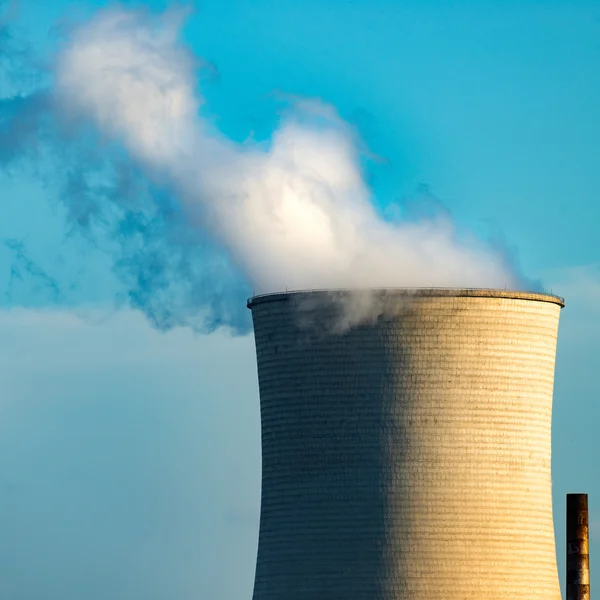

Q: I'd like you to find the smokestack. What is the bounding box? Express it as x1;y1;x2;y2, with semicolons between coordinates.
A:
567;494;590;600
248;288;564;600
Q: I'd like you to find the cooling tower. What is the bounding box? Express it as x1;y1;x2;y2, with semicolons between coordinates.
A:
248;288;564;600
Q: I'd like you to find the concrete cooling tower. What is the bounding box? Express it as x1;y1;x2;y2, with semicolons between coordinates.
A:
248;288;564;600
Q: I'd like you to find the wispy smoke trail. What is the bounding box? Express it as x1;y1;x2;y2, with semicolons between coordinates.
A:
1;5;526;332
3;239;63;304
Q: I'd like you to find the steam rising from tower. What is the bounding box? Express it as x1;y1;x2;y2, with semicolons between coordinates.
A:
0;6;534;330
6;6;519;327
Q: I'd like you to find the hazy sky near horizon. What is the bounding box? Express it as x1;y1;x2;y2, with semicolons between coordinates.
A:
1;0;600;598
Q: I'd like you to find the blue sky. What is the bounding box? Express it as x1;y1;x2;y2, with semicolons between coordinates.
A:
1;0;600;598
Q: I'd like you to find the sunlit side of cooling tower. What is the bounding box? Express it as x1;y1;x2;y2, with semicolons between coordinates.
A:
248;289;564;600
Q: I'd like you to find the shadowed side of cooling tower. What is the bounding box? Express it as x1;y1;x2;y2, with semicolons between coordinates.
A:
248;289;564;600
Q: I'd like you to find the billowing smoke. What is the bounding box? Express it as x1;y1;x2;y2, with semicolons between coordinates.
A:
1;5;526;332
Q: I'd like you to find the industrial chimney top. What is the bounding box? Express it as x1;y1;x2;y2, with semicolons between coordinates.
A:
247;287;565;309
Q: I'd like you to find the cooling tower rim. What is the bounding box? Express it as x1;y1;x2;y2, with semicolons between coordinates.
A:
247;287;565;309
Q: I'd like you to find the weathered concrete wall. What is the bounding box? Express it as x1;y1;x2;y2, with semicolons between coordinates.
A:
249;290;563;600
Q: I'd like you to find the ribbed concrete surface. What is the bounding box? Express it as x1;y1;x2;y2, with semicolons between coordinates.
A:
249;289;563;600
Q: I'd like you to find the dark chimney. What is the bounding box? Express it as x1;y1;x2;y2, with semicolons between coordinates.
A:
567;494;590;600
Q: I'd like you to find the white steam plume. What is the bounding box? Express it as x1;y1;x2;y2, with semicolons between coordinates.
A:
53;7;520;296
